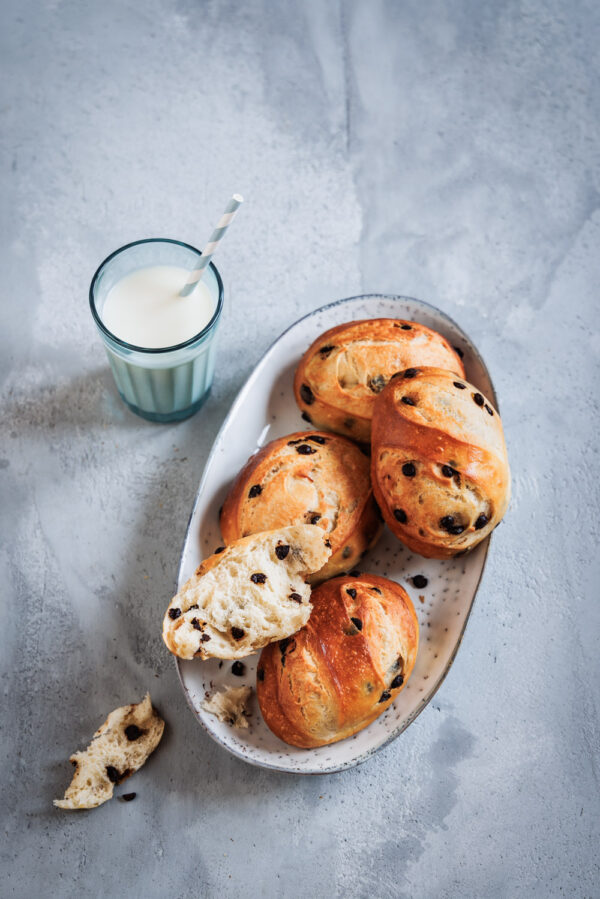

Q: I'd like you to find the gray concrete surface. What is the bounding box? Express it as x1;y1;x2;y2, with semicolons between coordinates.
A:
1;1;599;896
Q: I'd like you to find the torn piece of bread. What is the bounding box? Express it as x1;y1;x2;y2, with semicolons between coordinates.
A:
202;686;253;728
162;525;331;660
54;693;164;810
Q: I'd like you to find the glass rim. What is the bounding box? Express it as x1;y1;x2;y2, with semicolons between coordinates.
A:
89;237;224;355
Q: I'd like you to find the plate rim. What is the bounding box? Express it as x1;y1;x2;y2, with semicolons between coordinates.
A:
175;293;497;775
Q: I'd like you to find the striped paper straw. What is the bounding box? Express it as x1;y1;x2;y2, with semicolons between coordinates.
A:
180;194;244;296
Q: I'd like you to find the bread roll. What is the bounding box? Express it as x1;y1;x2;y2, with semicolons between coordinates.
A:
371;366;510;558
256;574;418;748
293;318;464;442
162;525;331;660
220;431;383;582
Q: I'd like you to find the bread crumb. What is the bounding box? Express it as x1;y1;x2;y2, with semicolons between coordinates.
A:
202;686;253;728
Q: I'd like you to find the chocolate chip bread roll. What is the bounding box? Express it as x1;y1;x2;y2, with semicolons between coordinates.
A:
293;319;465;442
371;367;510;558
220;431;383;582
257;574;419;748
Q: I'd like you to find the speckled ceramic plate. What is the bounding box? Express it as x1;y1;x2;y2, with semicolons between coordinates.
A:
176;295;497;774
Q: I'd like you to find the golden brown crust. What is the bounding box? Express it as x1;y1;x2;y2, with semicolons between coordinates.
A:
293;319;465;442
371;367;511;558
256;574;419;748
220;431;383;582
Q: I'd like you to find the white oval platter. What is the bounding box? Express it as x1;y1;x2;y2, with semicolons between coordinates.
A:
176;294;497;774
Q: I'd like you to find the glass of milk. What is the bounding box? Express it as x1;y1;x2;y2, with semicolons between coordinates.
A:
90;239;223;422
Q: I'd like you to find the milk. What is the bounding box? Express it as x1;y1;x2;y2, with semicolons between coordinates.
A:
102;264;216;349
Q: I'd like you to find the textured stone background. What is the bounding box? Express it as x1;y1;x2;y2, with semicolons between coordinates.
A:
1;1;599;896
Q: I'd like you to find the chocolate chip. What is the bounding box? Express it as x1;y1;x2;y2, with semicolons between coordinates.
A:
191;618;202;631
412;574;428;589
324;539;332;548
188;604;198;610
250;572;267;584
279;637;292;653
121;792;136;802
400;324;412;330
454;345;464;358
309;513;321;525
368;374;386;393
301;411;312;423
106;766;120;784
440;515;465;535
342;546;352;558
275;545;290;560
346;588;357;599
453;381;466;389
289;592;303;603
300;384;315;405
402;462;416;477
485;404;494;416
257;668;265;681
390;674;404;689
372;587;382;594
378;691;392;703
403;368;418;378
168;608;181;620
231;627;244;640
401;396;416;406
231;661;246;677
319;345;336;356
472;392;484;407
394;509;407;523
296;444;317;455
214;546;225;554
441;465;456;478
306;435;326;444
124;724;143;741
287;438;302;445
248;484;262;498
350;617;363;630
475;514;489;530
201;634;211;642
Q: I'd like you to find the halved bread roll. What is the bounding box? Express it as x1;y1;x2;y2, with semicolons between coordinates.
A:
162;525;331;660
